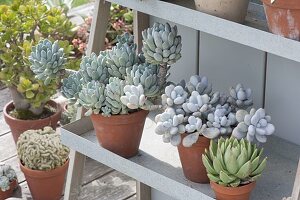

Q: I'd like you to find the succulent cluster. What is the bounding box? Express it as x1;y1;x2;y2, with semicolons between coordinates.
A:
202;138;267;187
0;163;17;192
227;84;253;110
62;22;182;117
17;127;70;171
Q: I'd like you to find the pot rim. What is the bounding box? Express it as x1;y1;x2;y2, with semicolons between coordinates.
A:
3;100;62;123
19;159;69;178
210;180;256;195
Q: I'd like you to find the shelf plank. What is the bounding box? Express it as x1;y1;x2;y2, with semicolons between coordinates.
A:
104;0;300;62
61;113;300;200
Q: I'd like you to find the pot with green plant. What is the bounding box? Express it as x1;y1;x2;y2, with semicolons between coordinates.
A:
17;126;70;200
202;137;267;200
0;0;75;142
61;22;182;158
0;163;18;200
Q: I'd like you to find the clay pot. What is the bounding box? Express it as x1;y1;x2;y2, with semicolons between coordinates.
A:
3;100;62;143
262;0;300;40
194;0;250;23
90;110;149;158
177;134;210;183
0;179;18;200
210;181;256;200
20;160;69;200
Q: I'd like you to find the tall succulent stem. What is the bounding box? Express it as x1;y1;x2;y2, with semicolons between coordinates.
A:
158;63;168;88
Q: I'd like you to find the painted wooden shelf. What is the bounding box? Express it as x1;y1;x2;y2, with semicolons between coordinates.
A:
102;0;300;62
61;112;300;200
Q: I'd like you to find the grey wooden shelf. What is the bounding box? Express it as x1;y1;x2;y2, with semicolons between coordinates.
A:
103;0;300;63
61;112;300;200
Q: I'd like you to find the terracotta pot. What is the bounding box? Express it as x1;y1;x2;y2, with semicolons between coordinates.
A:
90;110;149;158
210;181;256;200
20;160;69;200
194;0;250;23
0;179;18;200
177;134;210;183
3;100;62;143
262;0;300;40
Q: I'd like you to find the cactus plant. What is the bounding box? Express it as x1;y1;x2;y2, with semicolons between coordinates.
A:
232;108;275;143
202;137;267;187
227;84;253;110
0;163;17;192
17;127;70;171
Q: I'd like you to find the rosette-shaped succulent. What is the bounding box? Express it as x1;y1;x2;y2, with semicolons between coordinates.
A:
116;32;135;47
206;104;236;138
79;52;109;84
232;108;275;143
29;39;66;85
142;22;182;65
17;127;70;171
61;71;82;103
202;137;267;187
161;84;188;107
182;92;213;115
106;41;138;79
125;63;160;97
227;84;253;110
120;84;146;110
0;163;17;191
155;107;185;146
78;81;106;115
186;75;212;95
103;77;128;116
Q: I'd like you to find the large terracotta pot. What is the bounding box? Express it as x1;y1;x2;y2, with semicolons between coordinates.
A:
177;134;210;183
210;181;256;200
20;160;69;200
3;100;62;143
0;179;18;200
262;0;300;40
90;110;149;158
194;0;250;23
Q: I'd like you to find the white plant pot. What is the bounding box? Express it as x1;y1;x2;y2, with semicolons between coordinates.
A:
194;0;250;23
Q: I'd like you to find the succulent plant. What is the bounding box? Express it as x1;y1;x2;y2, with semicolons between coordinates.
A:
78;81;106;116
17;127;70;171
61;71;83;103
142;22;182;66
161;84;188;107
79;52;109;84
116;32;135;47
29;39;66;85
103;77;128;116
232;108;275;143
61;104;78;125
0;163;17;192
186;75;212;95
202;137;267;187
227;84;253;110
125;63;160;97
120;84;147;110
182;92;214;116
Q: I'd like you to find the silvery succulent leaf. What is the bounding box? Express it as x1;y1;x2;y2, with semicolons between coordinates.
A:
0;163;17;191
227;84;253;111
186;75;212;95
61;71;82;103
121;84;146;110
161;84;188;107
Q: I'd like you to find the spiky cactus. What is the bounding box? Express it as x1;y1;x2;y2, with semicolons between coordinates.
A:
17;127;70;171
202;137;267;187
29;39;66;85
0;163;17;192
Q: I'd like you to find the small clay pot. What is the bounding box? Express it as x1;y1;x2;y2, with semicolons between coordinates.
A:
262;0;300;40
177;134;210;183
194;0;250;23
210;181;256;200
0;179;18;200
90;110;149;158
20;160;69;200
3;100;62;143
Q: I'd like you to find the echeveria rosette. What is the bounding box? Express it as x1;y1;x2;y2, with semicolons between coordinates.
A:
29;39;66;85
0;163;17;192
232;108;275;143
227;84;253;111
161;84;188;109
61;71;82;103
202;137;267;187
120;84;147;110
116;32;135;47
186;75;212;95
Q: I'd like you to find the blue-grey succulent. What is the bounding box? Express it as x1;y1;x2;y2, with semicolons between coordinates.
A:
125;63;160;97
103;77;128;116
232;108;275;143
61;71;83;103
78;81;106;116
120;84;147;110
0;163;17;192
227;84;253;110
186;75;212;95
182;92;213;116
161;84;188;107
79;52;109;84
142;22;182;65
116;32;135;47
29;39;66;85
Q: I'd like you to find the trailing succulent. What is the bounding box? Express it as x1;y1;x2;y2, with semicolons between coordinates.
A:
17;127;70;171
0;163;17;192
202;137;267;187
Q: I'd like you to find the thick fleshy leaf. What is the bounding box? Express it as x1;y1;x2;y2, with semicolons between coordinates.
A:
251;157;267;176
208;174;220;182
220;171;236;184
235;161;251;179
224;149;239;174
202;155;217;175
